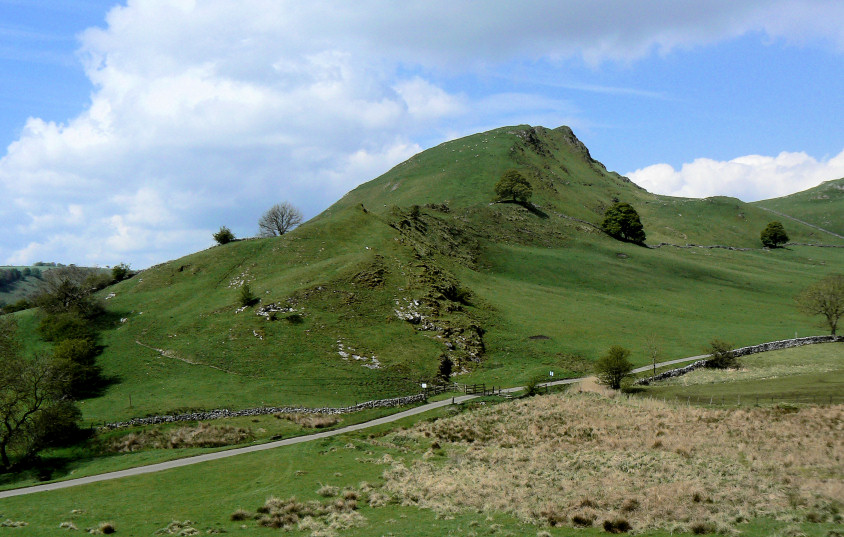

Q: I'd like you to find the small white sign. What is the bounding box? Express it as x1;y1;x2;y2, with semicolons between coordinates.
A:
421;383;427;389
549;371;554;377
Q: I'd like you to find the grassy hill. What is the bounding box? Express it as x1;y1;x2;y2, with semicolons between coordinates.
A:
13;125;844;423
753;177;844;238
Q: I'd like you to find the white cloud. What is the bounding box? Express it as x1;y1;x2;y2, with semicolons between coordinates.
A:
627;149;844;201
1;0;842;266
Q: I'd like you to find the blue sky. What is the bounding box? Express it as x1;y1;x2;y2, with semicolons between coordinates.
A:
1;1;843;268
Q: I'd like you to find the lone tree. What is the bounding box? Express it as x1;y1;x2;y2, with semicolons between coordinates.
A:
760;221;789;248
213;226;235;245
796;273;844;335
594;345;634;390
601;202;646;244
259;202;303;237
494;170;532;203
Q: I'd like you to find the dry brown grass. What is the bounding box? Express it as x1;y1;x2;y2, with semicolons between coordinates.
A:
107;422;252;452
238;491;366;535
381;392;843;533
276;413;341;429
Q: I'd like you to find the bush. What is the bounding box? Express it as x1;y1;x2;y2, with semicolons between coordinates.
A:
704;338;737;369
437;355;453;382
53;338;102;398
594;345;634;389
37;312;97;343
111;263;132;282
213;226;235;245
239;285;258;307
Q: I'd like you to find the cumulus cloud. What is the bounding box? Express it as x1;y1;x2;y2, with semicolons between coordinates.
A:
627;149;844;201
1;0;842;266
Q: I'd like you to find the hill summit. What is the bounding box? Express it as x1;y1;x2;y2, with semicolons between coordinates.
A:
47;125;844;421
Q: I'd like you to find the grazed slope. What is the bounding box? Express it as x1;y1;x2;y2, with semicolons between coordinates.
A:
753;177;844;237
24;125;842;422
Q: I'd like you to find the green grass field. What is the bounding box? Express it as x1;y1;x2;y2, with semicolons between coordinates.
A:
0;380;839;537
8;125;842;427
634;343;844;405
753;177;844;237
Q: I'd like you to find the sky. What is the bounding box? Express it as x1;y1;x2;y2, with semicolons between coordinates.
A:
1;0;843;269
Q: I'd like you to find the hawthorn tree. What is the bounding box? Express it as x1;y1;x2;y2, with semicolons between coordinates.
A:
494;170;532;203
213;226;235;245
760;221;789;248
0;317;80;471
258;202;303;237
705;338;738;369
595;345;634;390
796;273;844;335
601;202;646;244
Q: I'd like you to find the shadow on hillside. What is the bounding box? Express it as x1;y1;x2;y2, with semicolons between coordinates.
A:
496;200;549;219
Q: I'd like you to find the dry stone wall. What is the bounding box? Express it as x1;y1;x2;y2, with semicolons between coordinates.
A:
100;393;427;430
635;335;842;385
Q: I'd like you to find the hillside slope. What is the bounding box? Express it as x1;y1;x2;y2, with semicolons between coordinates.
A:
753;177;844;238
19;125;842;422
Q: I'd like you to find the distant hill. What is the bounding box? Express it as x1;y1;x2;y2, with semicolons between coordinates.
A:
752;178;844;238
14;125;843;423
0;264;110;308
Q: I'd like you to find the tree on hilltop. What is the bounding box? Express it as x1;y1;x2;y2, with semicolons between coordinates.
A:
213;226;235;245
259;202;303;237
760;221;789;248
494;170;532;203
601;202;646;244
796;273;844;335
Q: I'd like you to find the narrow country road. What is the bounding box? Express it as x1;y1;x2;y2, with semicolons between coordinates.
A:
0;352;735;499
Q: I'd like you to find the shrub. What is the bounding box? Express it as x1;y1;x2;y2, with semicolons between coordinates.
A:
111;263;132;282
239;285;258;307
704;338;737;369
437;355;453;382
213;226;235;245
594;345;634;389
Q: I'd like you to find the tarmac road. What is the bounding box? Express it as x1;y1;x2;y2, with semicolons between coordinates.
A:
0;354;708;499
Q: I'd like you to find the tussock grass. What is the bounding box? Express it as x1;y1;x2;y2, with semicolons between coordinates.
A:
239;492;365;534
276;413;341;429
107;422;252;452
382;391;843;533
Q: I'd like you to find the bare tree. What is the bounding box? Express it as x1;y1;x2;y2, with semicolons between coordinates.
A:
258;202;303;237
796;273;844;335
643;334;662;378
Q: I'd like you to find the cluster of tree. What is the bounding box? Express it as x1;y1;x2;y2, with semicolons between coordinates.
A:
214;202;304;245
33;267;108;399
0;267;42;290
